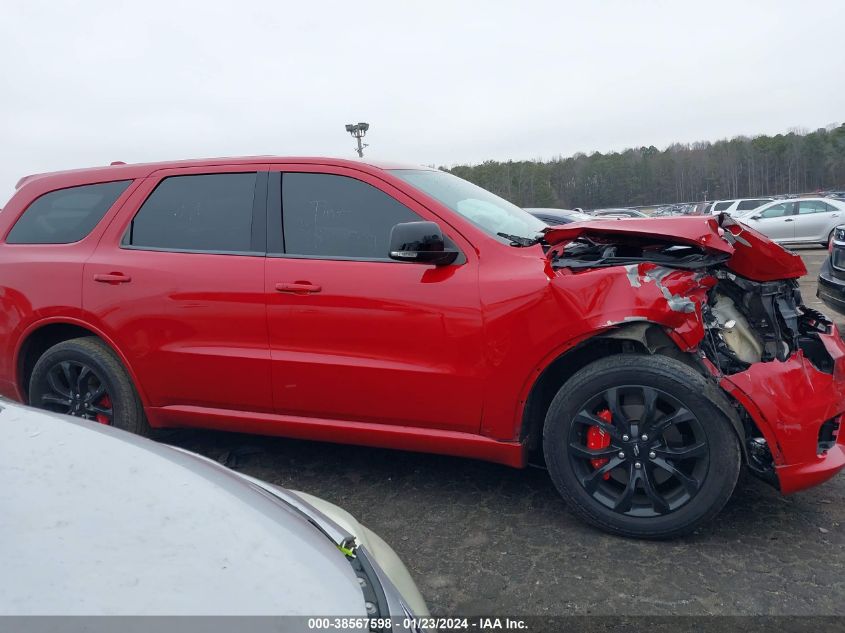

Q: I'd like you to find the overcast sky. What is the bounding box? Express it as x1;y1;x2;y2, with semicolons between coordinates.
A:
2;0;844;201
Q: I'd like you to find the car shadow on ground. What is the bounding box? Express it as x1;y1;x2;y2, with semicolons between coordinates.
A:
167;429;844;616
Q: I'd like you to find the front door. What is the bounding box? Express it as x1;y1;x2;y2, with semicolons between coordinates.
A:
794;199;841;242
750;201;796;242
264;167;484;433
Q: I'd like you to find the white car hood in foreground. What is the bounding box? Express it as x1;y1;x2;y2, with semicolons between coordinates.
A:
0;403;368;616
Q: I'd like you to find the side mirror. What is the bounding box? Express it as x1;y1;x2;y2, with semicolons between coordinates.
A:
389;221;459;266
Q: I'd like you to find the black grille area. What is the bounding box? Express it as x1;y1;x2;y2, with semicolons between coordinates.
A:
798;335;835;373
818;417;841;453
831;245;845;280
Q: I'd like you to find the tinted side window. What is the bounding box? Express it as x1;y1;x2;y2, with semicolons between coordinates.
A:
736;199;767;211
7;180;131;244
713;201;733;211
126;173;257;253
282;173;420;259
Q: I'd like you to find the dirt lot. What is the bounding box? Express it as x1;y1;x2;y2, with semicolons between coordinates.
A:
171;245;845;617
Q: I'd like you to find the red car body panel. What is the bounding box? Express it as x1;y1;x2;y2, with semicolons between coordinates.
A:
544;216;736;256
0;156;843;493
545;215;807;281
718;330;845;493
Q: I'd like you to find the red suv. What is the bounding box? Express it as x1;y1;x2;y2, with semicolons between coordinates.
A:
1;157;843;538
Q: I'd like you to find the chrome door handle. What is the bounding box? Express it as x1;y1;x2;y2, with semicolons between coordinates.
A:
93;273;132;284
275;282;322;294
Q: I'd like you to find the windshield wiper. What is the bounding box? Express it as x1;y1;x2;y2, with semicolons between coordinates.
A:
497;232;544;247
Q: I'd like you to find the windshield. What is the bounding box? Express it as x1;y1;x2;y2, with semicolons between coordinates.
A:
391;169;547;243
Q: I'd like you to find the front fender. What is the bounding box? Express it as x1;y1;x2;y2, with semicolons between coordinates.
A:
478;258;715;441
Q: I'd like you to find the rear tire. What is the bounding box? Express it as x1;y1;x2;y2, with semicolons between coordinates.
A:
543;354;740;539
29;336;151;436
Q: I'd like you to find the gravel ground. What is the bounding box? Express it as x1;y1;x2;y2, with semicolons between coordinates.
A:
170;245;845;617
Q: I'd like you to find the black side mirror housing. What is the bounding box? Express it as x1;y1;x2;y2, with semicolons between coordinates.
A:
389;221;459;266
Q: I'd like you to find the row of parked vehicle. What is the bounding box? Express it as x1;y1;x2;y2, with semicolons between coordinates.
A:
529;195;845;247
2;157;845;616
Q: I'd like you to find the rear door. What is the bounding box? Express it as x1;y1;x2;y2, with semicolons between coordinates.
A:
83;165;273;418
264;165;484;433
794;199;841;242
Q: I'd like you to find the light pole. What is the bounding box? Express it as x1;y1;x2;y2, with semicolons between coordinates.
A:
345;122;370;158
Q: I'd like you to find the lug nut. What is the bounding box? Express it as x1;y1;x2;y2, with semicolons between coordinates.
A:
622;434;630;441
649;451;656;459
634;462;642;469
618;452;626;459
641;434;649;441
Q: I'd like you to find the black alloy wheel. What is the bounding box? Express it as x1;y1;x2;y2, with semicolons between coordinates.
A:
567;386;709;517
543;354;740;539
29;336;151;436
40;360;114;424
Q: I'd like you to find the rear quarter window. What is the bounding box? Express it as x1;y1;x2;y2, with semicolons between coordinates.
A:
736;199;768;211
6;181;131;244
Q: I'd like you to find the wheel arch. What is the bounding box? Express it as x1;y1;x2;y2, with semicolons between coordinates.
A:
15;317;148;407
520;322;747;463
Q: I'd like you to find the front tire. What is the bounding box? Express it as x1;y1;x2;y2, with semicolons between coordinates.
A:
29;336;151;436
543;354;740;539
823;229;835;248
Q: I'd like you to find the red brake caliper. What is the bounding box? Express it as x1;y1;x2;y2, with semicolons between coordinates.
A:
587;409;613;480
96;394;112;425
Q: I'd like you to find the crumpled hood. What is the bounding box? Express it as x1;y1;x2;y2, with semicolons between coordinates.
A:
544;214;807;282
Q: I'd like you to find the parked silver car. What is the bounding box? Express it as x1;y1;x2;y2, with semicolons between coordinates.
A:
737;197;845;246
0;399;428;619
524;207;593;225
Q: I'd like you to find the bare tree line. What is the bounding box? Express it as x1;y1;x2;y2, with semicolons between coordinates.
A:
446;123;845;208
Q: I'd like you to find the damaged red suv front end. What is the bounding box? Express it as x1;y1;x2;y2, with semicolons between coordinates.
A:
546;214;845;495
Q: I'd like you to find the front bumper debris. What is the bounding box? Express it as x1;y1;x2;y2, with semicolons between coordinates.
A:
718;329;845;493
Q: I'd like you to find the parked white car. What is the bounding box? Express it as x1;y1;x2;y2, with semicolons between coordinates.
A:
707;198;773;215
736;197;845;246
0;399;428;619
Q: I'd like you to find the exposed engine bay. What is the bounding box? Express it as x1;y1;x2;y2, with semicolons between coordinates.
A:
547;222;834;377
702;272;832;374
553;234;730;272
